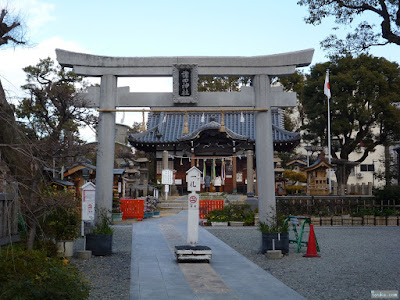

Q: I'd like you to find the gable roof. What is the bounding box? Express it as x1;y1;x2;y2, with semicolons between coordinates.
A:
128;110;300;150
304;153;333;172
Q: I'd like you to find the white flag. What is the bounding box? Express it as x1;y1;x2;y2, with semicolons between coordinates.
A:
240;112;245;123
324;70;331;100
200;113;205;123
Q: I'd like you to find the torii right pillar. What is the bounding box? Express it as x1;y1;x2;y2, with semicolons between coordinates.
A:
254;74;276;225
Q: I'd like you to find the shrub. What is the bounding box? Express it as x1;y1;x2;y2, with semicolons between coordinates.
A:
285;185;306;195
206;209;229;222
92;209;114;235
0;248;90;299
42;205;80;240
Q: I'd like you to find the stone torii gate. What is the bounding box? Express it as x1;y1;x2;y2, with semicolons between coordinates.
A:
56;49;314;224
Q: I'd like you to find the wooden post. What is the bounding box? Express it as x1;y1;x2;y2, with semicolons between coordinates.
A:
232;154;237;193
191;154;195;167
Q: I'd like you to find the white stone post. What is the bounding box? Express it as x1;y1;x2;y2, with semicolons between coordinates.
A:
162;150;168;199
95;75;117;220
247;150;254;195
254;74;276;225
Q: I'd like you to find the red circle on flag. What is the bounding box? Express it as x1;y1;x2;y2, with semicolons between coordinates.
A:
189;196;197;203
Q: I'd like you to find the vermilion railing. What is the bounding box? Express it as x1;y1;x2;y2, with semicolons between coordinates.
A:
199;200;224;219
120;198;144;221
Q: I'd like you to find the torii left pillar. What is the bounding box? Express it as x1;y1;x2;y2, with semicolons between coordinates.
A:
95;75;117;218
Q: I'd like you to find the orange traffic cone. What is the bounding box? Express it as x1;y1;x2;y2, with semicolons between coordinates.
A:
303;224;320;257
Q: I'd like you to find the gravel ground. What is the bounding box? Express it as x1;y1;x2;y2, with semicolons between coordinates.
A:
206;226;400;300
70;225;132;300
70;222;400;300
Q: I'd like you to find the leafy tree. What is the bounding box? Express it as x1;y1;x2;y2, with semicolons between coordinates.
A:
298;0;400;56
17;57;97;165
283;170;307;183
289;55;400;186
279;70;307;131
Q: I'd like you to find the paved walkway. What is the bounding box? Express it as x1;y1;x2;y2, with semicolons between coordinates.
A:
130;211;305;300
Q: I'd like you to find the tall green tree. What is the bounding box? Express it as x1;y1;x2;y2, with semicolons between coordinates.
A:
18;57;97;165
281;54;400;186
298;0;400;56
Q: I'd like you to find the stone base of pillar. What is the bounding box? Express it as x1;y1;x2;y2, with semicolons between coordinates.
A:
244;196;258;211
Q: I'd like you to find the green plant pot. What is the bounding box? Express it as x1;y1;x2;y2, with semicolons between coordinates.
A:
112;212;123;222
143;212;153;219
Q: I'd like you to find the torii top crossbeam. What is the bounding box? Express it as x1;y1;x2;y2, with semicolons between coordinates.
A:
56;48;314;77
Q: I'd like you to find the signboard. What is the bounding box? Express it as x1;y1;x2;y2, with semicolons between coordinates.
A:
162;169;173;185
186;166;202;192
179;69;191;96
187;191;199;245
172;64;199;104
82;182;96;221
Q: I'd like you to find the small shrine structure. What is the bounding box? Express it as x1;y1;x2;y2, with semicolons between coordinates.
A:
304;152;333;195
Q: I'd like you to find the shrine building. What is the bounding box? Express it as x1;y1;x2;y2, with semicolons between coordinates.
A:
129;108;300;194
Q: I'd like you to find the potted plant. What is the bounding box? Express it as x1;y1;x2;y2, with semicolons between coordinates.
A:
227;203;251;226
86;209;114;256
320;212;332;226
332;214;342;226
351;211;363;226
244;210;255;226
310;215;321;226
384;209;397;226
374;210;386;226
43;205;80;257
206;209;229;226
259;214;289;254
342;214;352;226
361;208;375;225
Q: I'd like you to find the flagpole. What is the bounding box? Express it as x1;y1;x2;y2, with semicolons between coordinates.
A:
326;69;332;193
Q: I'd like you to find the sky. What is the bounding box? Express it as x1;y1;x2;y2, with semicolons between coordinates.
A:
1;0;400;142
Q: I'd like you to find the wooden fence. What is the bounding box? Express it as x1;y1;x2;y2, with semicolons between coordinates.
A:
199;200;224;219
0;183;19;246
276;195;399;216
332;182;373;195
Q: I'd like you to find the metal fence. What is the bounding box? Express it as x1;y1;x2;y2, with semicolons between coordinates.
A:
276;195;399;216
0;183;20;246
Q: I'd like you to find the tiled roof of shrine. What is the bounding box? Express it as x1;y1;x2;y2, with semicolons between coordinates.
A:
128;110;300;150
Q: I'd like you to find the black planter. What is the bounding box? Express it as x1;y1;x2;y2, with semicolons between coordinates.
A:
86;233;113;256
261;232;289;254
